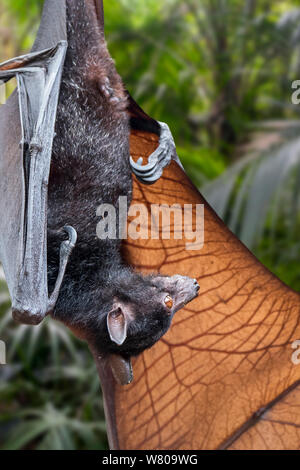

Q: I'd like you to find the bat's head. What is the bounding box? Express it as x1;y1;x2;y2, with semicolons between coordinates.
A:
66;270;199;384
89;271;200;358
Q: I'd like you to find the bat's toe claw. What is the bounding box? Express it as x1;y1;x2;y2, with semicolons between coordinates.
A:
130;121;176;185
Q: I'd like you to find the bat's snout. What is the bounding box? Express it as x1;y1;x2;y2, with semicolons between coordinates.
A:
188;277;200;300
171;275;200;313
193;278;200;292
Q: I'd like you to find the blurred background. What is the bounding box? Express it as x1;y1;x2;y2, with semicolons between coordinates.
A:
1;0;300;450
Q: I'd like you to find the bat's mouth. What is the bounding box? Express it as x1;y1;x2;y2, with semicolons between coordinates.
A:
173;278;200;313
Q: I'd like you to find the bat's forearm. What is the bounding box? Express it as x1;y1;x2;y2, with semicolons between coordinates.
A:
0;43;68;325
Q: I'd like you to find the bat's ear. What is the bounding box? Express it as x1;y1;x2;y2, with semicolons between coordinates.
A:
107;307;128;345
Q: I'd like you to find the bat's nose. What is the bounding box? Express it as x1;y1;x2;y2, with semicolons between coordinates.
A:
193;279;200;292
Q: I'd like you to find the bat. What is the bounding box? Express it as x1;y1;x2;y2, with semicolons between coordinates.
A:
0;0;201;390
1;0;300;451
0;0;199;388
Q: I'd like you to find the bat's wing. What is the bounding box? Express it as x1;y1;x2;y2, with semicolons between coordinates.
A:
97;92;300;449
0;0;77;325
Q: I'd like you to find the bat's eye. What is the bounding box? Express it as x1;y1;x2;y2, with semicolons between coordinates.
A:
164;295;173;310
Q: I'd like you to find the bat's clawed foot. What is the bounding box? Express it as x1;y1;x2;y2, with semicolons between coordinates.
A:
130;121;177;185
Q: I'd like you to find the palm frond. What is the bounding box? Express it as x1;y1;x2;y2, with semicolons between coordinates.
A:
2;403;106;450
202;122;300;249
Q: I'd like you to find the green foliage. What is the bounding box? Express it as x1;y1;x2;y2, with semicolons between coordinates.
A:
202;122;300;291
105;0;300;160
0;281;108;450
177;145;226;186
1;0;43;54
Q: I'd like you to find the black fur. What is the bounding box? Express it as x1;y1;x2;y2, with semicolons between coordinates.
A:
47;0;198;358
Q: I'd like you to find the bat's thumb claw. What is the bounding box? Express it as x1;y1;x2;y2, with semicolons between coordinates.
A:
63;225;77;247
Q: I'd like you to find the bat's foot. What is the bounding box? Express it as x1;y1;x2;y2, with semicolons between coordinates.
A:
130;121;177;185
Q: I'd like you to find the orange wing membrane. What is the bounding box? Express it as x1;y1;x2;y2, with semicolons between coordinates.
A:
97;95;300;450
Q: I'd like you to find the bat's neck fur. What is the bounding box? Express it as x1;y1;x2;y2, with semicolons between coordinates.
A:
48;0;133;318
